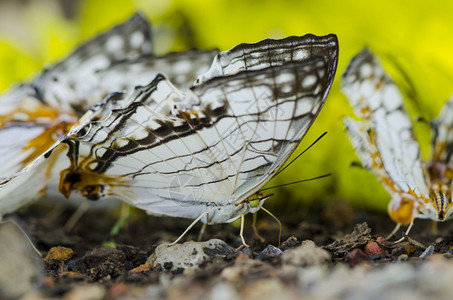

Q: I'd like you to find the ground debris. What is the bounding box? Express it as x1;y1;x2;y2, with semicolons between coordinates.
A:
281;240;330;266
324;222;372;257
14;202;453;299
72;247;127;280
221;255;277;282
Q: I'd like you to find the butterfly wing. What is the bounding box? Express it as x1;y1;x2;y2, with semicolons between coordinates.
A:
96;49;219;93
430;96;453;179
55;34;338;223
34;13;153;114
0;13;152;183
196;34;338;83
0;46;219;217
342;49;430;224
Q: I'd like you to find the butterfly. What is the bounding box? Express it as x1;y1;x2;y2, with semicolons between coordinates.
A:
342;48;453;236
0;33;339;234
0;14;218;217
57;34;339;225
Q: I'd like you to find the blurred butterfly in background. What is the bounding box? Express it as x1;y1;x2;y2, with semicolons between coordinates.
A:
0;14;218;216
342;49;453;236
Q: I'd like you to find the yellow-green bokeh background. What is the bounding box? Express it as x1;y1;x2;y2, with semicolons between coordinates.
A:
0;0;452;212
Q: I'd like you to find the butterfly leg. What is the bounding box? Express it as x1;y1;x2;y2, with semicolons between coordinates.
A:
239;213;250;248
197;223;207;242
252;213;266;243
386;223;401;240
404;219;415;236
393;219;415;244
64;202;90;232
169;210;208;246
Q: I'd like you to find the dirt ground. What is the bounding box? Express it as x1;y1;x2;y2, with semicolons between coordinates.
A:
3;197;453;300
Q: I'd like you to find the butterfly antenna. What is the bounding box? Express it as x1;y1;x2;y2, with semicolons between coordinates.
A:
259;173;331;192
274;131;327;177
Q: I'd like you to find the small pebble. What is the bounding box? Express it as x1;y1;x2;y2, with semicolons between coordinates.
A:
364;240;384;255
257;244;283;260
44;246;74;264
419;245;435;258
281;240;330;266
148;239;234;271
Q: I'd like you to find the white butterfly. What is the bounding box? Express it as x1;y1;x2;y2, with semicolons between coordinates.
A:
342;49;453;235
0;34;338;227
0;14;218;216
56;34;338;223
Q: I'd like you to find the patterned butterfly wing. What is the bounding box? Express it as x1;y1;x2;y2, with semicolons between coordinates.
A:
96;49;219;93
196;34;338;83
56;34;338;224
0;13;152;180
34;13;153;114
342;49;431;224
430;97;453;178
0;18;222;217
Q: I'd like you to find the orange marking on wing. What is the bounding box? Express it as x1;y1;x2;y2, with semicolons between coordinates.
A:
362;124;424;224
375;78;385;90
0;100;78;168
21;120;74;166
0;101;59;127
59;167;128;200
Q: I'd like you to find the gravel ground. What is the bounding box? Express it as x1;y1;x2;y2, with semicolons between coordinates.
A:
1;199;453;300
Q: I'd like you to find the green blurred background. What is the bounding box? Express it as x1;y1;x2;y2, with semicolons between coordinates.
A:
0;0;452;213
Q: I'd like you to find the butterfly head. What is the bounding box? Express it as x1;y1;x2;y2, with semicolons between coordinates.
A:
421;183;453;222
236;193;273;213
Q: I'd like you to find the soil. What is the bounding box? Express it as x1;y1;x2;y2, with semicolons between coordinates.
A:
5;197;453;299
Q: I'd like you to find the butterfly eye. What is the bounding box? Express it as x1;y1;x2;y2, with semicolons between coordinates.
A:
249;199;260;208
